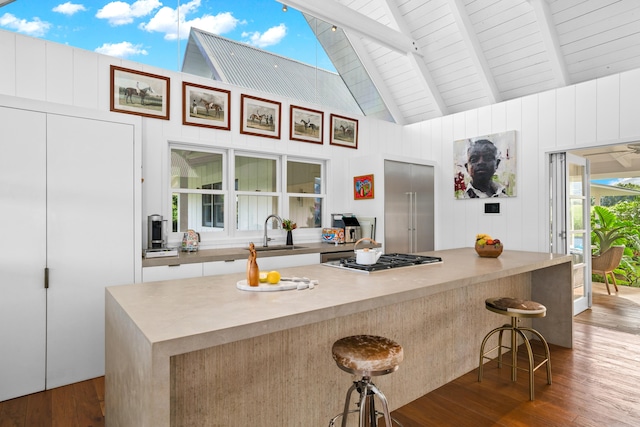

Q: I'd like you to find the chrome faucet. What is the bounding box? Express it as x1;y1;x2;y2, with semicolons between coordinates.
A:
263;214;282;247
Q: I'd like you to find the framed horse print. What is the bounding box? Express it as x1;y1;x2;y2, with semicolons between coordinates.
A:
240;94;281;139
182;82;231;130
290;105;323;144
330;114;358;149
110;65;170;120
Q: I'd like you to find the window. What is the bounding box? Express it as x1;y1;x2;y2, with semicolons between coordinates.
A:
287;161;323;228
235;155;278;231
170;146;325;237
171;149;225;232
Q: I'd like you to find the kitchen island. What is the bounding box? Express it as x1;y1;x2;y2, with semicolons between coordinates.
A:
105;248;572;426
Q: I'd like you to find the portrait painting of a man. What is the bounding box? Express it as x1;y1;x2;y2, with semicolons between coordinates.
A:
453;131;516;199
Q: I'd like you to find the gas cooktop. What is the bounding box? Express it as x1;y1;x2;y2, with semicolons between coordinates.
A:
322;253;443;273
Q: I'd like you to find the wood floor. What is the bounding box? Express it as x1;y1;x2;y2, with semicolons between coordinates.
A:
1;283;639;427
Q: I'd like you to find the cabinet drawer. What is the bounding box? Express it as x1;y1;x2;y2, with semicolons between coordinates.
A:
203;259;244;276
142;263;203;282
257;253;319;271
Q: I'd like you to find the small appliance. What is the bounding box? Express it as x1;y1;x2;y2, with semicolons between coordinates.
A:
147;214;167;249
144;215;177;258
332;213;361;243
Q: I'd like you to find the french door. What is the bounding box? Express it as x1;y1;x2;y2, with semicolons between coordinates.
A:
550;152;591;315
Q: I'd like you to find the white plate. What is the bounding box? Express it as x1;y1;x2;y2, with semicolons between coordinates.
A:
236;279;317;292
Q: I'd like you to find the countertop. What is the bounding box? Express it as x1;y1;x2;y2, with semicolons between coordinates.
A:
141;241;376;267
115;248;572;347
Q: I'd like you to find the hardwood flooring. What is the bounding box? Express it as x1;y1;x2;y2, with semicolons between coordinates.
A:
1;285;639;426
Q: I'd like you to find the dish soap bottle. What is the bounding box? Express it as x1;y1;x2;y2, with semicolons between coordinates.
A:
247;242;259;286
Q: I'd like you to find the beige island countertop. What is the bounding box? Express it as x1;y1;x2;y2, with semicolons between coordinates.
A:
106;248;573;426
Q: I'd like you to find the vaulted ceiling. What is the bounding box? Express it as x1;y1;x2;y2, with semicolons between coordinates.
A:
283;0;640;126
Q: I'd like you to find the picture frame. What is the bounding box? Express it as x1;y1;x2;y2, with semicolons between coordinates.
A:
182;82;231;130
290;105;323;144
453;130;517;199
330;114;358;149
354;174;374;200
110;65;170;120
240;94;281;139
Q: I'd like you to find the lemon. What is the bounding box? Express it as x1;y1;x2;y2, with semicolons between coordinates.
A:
259;271;268;283
266;271;281;284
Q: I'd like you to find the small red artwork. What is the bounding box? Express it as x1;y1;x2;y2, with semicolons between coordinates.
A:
354;174;374;200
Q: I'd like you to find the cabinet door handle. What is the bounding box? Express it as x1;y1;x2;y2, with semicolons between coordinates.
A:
44;267;49;289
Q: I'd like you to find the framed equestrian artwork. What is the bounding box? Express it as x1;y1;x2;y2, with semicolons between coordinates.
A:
330;114;358;149
110;65;170;120
290;105;323;144
240;94;281;139
182;82;231;130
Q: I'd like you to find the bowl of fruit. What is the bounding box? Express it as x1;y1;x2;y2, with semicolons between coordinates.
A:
475;234;503;258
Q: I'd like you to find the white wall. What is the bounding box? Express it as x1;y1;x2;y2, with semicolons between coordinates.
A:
3;29;640;254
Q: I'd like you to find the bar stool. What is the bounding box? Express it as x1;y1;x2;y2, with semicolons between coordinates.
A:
329;335;404;427
478;297;552;400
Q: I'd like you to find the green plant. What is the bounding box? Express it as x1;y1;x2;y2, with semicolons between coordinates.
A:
591;205;640;286
282;219;297;231
591;206;636;254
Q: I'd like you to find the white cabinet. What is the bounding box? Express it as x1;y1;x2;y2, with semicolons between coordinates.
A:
203;259;243;276
256;253;319;271
143;263;203;282
0;106;135;401
0;108;47;401
144;253;320;283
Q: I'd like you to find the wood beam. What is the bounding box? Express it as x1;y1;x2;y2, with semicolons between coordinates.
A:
380;0;448;117
528;0;570;87
448;0;501;104
280;0;421;57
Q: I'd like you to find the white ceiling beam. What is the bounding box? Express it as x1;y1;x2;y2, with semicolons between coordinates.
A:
528;0;570;87
280;0;421;57
610;152;632;168
380;0;448;118
448;0;501;104
346;34;408;125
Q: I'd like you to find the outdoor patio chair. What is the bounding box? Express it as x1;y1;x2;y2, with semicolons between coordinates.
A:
592;245;624;295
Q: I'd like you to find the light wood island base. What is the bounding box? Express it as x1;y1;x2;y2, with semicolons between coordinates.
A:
105;248;572;426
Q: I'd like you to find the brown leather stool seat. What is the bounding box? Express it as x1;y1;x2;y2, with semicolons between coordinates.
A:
478;297;552;400
329;335;404;427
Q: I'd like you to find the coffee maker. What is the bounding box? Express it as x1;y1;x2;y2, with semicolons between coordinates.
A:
147;214;167;249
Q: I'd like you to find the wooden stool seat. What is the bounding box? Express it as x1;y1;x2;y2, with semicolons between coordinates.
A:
485;297;546;316
332;334;404;376
329;335;404;427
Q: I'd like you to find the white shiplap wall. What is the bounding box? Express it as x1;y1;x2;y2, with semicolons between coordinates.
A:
2;29;640;253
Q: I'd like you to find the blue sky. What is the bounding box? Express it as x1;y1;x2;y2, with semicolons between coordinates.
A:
0;0;335;72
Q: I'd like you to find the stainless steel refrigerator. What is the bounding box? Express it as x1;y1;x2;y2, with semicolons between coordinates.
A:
384;160;434;253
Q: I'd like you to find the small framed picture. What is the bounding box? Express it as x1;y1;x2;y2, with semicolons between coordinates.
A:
240;94;281;139
110;65;170;120
330;114;358;149
290;105;323;144
354;174;374;200
182;82;231;130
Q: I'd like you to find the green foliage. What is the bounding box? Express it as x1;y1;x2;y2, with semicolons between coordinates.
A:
591;206;629;254
591;205;640;286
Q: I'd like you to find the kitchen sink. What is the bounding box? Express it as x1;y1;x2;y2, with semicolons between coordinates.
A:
249;245;307;251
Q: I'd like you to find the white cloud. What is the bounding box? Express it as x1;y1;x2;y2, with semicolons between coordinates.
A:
53;2;87;16
242;24;287;48
95;41;148;58
96;0;161;26
139;0;240;41
0;13;51;37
